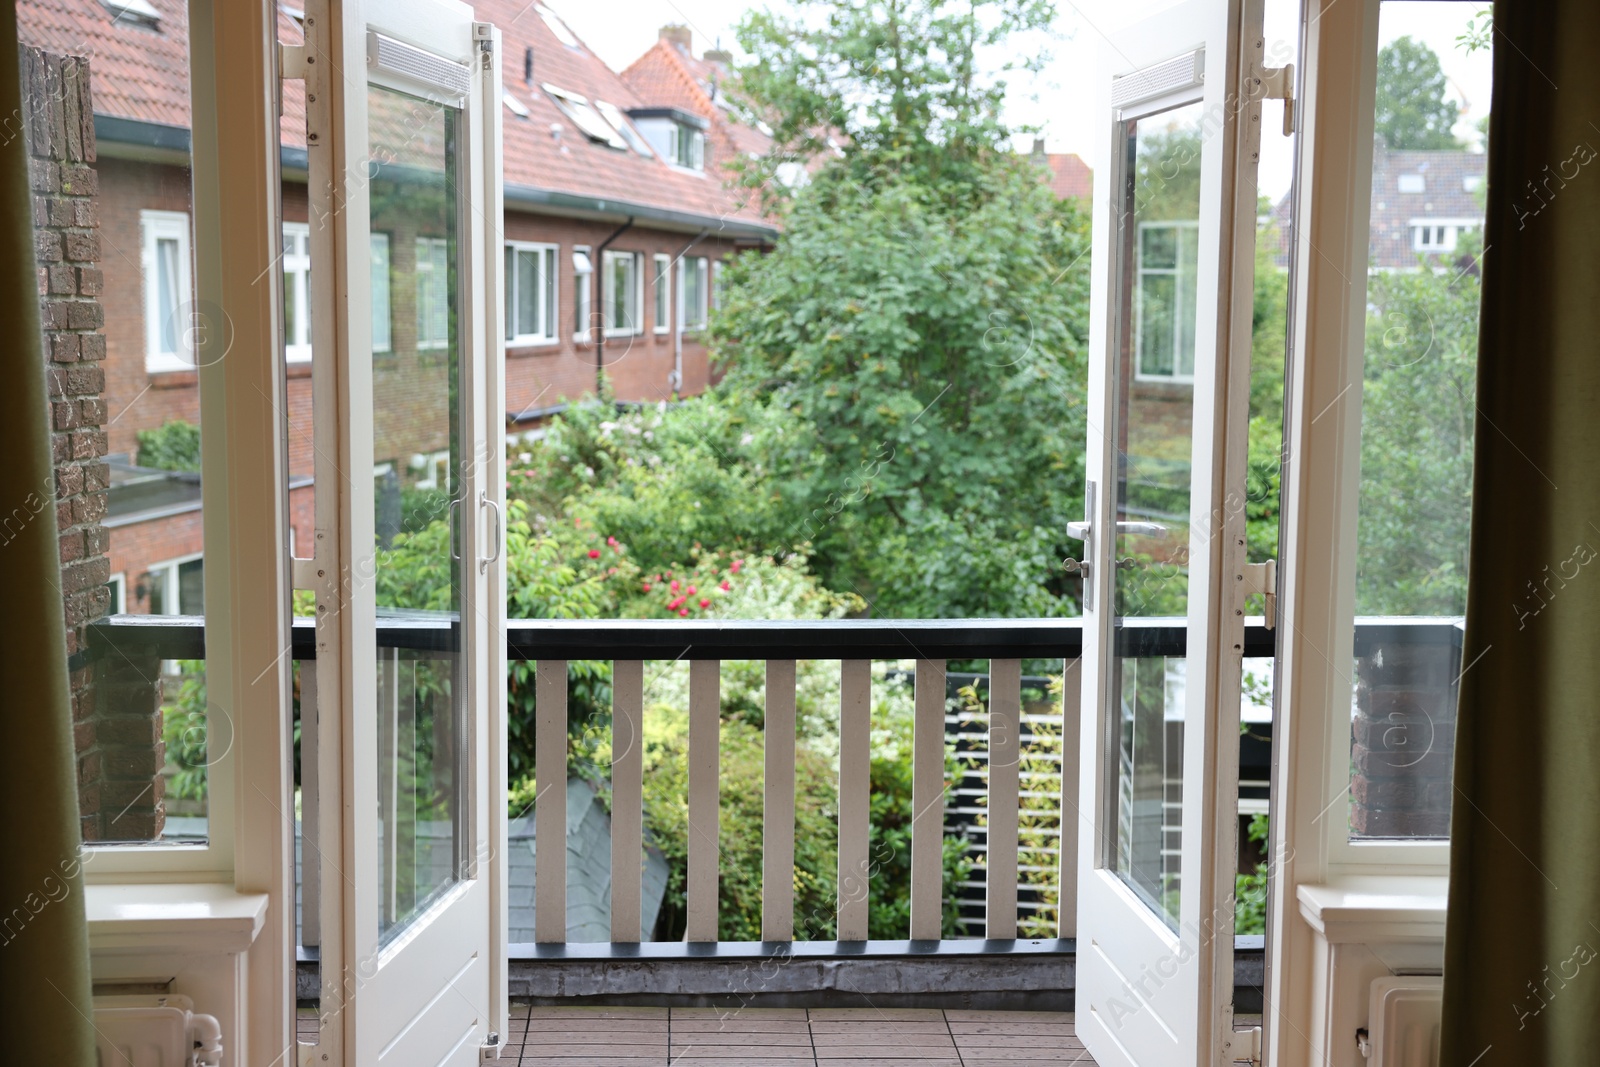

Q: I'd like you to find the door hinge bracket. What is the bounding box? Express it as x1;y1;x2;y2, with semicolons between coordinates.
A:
279;42;308;81
1223;1024;1263;1065
1260;64;1295;135
1240;558;1278;629
481;1032;510;1062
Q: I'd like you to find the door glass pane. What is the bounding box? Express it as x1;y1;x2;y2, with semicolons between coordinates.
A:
518;248;538;336
1109;100;1205;929
367;82;466;945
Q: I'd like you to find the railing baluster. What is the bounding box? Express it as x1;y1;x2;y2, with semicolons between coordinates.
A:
763;659;797;942
610;660;644;942
910;658;946;940
986;658;1021;940
535;659;567;943
1057;657;1082;938
837;659;871;941
687;659;721;942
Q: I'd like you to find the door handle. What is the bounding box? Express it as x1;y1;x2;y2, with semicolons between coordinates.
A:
480;492;501;573
1066;520;1170;540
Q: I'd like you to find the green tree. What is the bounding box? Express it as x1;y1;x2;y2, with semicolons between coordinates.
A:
1374;37;1461;150
136;419;202;471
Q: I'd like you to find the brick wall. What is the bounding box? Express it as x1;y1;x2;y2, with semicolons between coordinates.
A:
1350;635;1458;838
21;46;162;842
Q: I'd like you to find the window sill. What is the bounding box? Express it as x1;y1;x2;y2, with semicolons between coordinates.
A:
1296;875;1447;946
146;366;199;387
507;340;562;358
86;882;269;956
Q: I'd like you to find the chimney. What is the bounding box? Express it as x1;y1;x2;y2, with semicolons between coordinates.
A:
1030;136;1047;164
660;25;692;50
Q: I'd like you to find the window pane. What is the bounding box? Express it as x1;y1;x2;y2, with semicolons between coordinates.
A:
1348;3;1490;840
371;233;392;353
518;249;538;337
156;236;180;354
503;244;515;340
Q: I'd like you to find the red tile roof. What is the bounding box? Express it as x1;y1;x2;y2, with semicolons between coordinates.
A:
16;0;772;235
621;33;774;178
1040;153;1093;203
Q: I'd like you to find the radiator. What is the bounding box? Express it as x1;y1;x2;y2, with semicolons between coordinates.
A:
93;994;223;1067
1363;976;1442;1067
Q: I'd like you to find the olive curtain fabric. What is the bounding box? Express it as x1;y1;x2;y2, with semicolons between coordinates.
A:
0;8;97;1064
1440;5;1600;1064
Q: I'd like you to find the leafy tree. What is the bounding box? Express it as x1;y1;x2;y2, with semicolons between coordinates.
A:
1374;37;1461;150
136;419;202;471
1354;239;1480;615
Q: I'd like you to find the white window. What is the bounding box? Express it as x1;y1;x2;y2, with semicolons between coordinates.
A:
282;222;311;363
536;4;580;49
414;236;449;350
680;255;710;330
370;233;392;353
107;573;126;615
673;125;705;170
573;247;594;342
1396;172;1425;193
504;241;559;345
634;115;706;171
145;555;204;616
602;250;643;336
653;253;671;333
544;84;628;150
1134;220;1200;381
1409;218;1475;254
140;210;193;373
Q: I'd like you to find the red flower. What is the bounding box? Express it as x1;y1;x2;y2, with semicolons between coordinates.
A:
642;583;652;593
699;599;711;609
730;560;743;574
719;580;731;591
588;549;601;559
670;580;680;592
678;609;689;617
667;596;686;610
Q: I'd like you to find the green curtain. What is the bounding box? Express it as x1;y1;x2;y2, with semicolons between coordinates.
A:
0;8;97;1064
1440;4;1600;1063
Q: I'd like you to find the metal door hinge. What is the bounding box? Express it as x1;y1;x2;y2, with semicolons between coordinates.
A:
1240;558;1278;629
1223;1024;1263;1065
480;1032;510;1062
280;42;308;81
1260;64;1295;135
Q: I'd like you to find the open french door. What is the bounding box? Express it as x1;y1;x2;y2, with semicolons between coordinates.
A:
298;0;507;1063
1073;0;1271;1064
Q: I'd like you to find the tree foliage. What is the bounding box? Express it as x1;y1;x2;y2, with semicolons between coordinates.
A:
1374;37;1461;150
136;419;202;472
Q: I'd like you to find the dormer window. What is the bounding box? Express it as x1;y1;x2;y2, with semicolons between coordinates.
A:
1396;173;1425;193
596;101;654;157
536;5;581;49
627;107;709;172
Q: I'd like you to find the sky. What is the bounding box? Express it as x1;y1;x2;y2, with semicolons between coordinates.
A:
552;0;1493;204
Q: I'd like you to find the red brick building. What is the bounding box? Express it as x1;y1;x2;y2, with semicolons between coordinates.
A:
17;0;777;619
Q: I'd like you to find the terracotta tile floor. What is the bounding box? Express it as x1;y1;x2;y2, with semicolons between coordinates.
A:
499;1005;1096;1067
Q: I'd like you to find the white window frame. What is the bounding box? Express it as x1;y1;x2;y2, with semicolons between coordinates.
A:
107;572;126;615
679;254;709;330
141;209;194;373
1133;219;1200;382
573;246;594;342
504;240;559;346
653;253;671;334
544;83;629;150
414;235;450;350
601;250;643;337
282;222;312;363
1409;216;1478;255
145;552;206;617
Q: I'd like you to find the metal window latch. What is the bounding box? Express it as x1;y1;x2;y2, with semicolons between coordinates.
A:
1240;558;1278;629
1260;64;1295;136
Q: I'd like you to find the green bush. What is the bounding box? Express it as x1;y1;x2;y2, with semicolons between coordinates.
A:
136;420;202;472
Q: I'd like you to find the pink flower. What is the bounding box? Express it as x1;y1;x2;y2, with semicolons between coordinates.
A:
642;583;652;593
719;580;730;591
699;599;711;609
731;560;743;574
678;609;689;617
667;596;686;610
607;536;619;547
670;580;680;592
687;585;697;595
588;549;601;559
